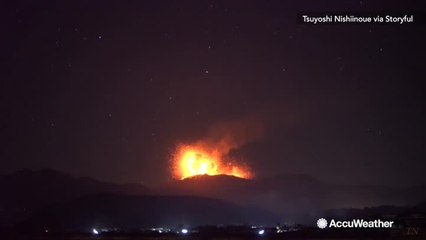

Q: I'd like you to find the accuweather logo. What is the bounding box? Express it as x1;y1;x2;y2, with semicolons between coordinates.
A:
316;218;394;229
317;218;328;229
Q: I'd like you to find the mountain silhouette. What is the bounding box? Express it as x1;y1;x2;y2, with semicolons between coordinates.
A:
0;169;149;226
2;169;426;229
20;193;277;232
164;174;426;222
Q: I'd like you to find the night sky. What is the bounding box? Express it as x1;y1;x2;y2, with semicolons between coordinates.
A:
1;1;425;186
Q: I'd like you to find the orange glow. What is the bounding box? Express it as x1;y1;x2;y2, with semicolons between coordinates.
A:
172;144;253;180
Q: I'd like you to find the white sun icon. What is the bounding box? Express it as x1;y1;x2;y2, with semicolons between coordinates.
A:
317;218;328;229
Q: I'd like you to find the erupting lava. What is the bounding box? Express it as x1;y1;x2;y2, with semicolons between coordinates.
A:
172;144;253;180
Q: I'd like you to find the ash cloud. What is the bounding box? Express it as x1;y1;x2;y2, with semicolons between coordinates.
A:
196;117;265;155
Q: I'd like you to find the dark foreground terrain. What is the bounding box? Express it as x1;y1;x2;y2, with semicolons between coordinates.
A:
1;225;426;240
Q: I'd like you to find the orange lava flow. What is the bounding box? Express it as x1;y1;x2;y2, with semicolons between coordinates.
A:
172;144;253;180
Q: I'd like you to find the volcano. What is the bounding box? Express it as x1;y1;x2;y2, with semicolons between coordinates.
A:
172;144;253;180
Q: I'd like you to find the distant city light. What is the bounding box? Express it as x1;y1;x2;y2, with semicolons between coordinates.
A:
181;228;188;234
150;227;170;233
92;228;99;235
258;229;265;235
